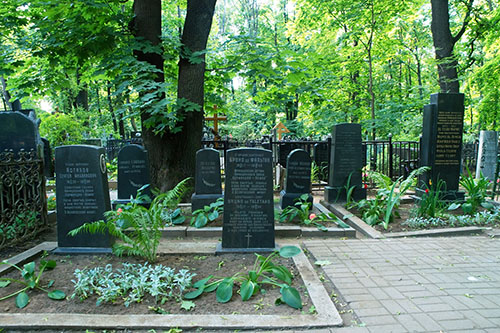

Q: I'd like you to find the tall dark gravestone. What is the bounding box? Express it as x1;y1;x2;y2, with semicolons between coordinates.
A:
418;93;465;200
219;148;275;252
324;123;366;202
0;112;40;157
117;144;151;199
313;142;329;181
41;138;54;178
191;148;223;211
55;145;112;252
280;149;313;209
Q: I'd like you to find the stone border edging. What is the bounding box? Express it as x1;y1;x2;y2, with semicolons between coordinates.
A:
320;200;384;239
0;241;342;330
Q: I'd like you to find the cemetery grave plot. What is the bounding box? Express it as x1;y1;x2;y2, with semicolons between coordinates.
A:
0;252;310;316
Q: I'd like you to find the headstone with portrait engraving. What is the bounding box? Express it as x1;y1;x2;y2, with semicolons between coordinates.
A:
418;93;465;200
476;131;498;182
324;123;366;202
55;145;112;252
218;148;275;252
191;148;224;211
280;149;313;209
117;144;151;200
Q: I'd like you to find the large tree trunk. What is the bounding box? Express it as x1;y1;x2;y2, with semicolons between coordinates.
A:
431;0;473;93
134;0;216;192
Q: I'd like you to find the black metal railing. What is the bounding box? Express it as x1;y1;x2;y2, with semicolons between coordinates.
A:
0;149;48;249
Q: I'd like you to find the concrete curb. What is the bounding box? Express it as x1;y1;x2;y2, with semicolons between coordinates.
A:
384;226;485;238
320;200;384;239
0;241;342;330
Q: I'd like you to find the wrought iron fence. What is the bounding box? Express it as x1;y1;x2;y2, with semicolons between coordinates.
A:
0;149;48;249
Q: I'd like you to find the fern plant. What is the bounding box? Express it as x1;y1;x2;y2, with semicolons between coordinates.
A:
69;178;190;262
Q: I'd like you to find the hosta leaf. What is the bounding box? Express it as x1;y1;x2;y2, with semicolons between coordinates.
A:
184;287;204;300
271;267;291;284
240;280;255;301
208;210;219;221
279;245;301;258
248;270;258;282
205;283;218;292
194;215;208;228
16;292;29;308
280;285;302;309
193;276;212;288
0;280;11;287
47;290;66;300
216;279;233;303
40;260;57;270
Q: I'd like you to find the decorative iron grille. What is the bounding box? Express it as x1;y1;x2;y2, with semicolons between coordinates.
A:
0;149;48;249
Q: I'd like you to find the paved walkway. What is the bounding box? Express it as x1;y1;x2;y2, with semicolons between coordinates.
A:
302;236;500;333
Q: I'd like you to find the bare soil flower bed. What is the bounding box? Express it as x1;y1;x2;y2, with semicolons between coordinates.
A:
0;252;312;316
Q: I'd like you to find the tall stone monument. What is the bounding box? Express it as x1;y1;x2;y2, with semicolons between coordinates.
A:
191;148;224;211
0;112;41;157
55;145;113;253
418;93;465;200
324;123;366;202
219;148;275;252
476;130;498;181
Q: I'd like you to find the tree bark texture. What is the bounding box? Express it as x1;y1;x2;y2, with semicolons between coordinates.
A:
431;0;473;93
134;0;216;192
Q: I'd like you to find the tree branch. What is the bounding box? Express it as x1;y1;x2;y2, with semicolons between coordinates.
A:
452;0;475;43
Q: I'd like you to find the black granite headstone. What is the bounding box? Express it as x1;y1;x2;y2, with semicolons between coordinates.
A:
324;123;366;202
313;142;329;181
0;112;40;157
117;144;151;200
41;138;54;178
55;145;112;252
280;149;313;209
220;148;274;251
418;93;465;200
191;148;224;211
278;142;305;166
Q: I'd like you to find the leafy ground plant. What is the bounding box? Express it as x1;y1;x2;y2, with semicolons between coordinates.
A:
184;246;303;309
279;194;326;231
448;168;493;215
71;262;195;308
69;178;190;262
414;178;447;218
0;260;65;308
190;198;223;228
356;167;429;229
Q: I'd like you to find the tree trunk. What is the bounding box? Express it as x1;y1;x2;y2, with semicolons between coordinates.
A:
107;83;118;133
431;0;473;93
134;0;216;192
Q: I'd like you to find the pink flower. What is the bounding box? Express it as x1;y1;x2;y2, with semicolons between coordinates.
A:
425;189;429;194
117;208;123;215
309;213;317;220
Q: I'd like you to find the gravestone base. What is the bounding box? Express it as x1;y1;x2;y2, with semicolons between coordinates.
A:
414;188;465;201
215;243;278;254
53;247;113;254
324;186;367;203
191;193;224;212
280;190;313;210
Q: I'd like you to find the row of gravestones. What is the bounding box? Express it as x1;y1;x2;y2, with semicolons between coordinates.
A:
5;93;500;254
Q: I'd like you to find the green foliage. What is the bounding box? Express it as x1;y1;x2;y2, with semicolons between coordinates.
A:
190;198;224;228
459;168;492;214
0;260;65;308
415;179;447;218
71;262;195;308
68;179;190;262
356;167;429;228
47;193;57;211
38;113;83;147
0;211;37;241
403;206;500;229
184;246;303;309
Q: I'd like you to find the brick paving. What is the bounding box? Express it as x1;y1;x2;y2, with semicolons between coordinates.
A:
303;236;500;332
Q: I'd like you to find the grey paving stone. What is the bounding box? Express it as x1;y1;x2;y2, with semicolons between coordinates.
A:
361;315;398;326
367;324;407;333
439;319;476;330
429;310;466;321
461;310;497;329
418;302;454;312
396;314;426;332
411;313;443;331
